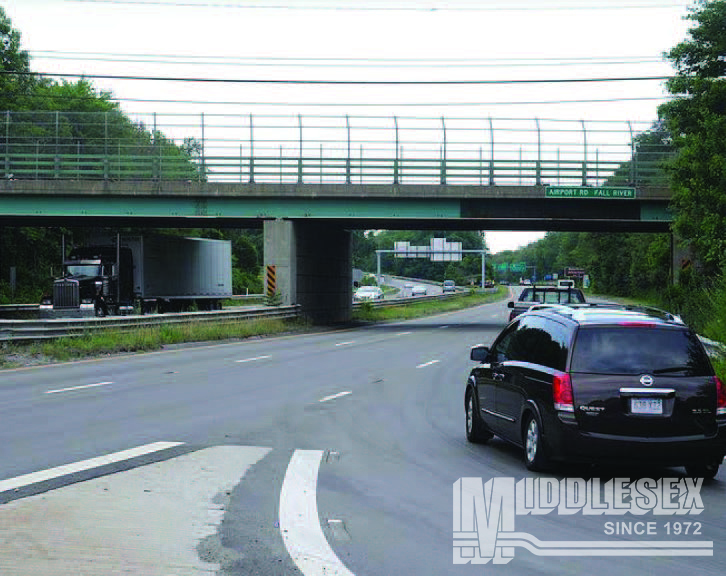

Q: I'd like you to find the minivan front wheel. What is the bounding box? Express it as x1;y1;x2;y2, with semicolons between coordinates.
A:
523;413;550;471
685;461;720;482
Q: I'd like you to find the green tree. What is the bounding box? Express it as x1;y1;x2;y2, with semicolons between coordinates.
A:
659;0;726;276
0;7;34;111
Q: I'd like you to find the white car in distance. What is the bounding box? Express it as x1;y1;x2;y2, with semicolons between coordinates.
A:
354;286;384;302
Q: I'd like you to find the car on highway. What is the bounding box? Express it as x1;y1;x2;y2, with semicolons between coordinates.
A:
443;280;456;293
465;303;726;478
411;285;428;296
353;286;384;301
507;285;585;321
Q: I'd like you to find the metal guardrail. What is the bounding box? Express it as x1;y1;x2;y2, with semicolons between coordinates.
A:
0;305;300;342
1;110;670;188
0;294;264;316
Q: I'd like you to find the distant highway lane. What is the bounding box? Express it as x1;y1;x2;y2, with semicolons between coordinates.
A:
1;290;726;575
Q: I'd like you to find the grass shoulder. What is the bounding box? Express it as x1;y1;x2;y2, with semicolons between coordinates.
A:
0;288;507;369
353;286;507;323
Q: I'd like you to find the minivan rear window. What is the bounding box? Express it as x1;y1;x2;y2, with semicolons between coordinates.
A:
570;326;712;375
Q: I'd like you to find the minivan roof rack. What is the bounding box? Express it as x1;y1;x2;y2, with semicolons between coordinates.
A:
526;302;684;325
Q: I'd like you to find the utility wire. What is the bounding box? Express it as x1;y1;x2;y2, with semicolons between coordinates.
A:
4;70;672;85
69;0;693;11
28;50;666;69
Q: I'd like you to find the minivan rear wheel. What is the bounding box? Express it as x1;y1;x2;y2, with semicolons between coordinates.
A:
466;390;492;444
685;461;720;481
523;413;550;472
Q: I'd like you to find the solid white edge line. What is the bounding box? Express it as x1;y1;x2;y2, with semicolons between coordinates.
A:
335;341;355;347
235;355;272;363
416;360;440;369
319;390;353;403
45;381;114;395
0;441;185;493
279;450;356;576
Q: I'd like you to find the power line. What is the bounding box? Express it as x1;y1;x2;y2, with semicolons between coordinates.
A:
69;0;693;11
28;50;667;69
5;70;672;85
10;90;672;109
113;96;673;107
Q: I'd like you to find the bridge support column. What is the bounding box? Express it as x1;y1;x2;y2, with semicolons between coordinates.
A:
264;220;352;324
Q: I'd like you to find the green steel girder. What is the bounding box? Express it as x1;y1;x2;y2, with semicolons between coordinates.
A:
0;194;462;220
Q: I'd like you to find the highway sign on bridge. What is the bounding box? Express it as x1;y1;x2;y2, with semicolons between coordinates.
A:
546;186;636;199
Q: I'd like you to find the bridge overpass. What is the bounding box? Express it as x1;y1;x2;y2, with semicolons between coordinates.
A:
0;111;673;322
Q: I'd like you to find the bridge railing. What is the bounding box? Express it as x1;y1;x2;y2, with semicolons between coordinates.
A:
0;111;672;189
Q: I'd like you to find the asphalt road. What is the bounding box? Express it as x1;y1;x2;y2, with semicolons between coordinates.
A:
382;275;444;297
1;289;725;575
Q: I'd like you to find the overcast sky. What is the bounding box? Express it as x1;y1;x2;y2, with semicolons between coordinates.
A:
2;0;694;253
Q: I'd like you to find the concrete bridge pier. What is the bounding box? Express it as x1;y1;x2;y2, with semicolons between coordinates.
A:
263;220;352;324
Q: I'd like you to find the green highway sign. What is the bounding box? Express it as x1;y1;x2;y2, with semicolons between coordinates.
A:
497;263;509;273
545;186;636;199
510;262;527;273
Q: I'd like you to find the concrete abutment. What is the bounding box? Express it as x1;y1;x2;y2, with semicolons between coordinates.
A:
264;220;352;324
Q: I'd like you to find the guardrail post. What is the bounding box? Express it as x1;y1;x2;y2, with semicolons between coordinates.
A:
200;112;206;183
345;114;351;184
440;116;447;185
393;115;399;185
152;112;159;181
298;114;303;184
627;120;636;185
581;119;588;186
103;112;109;180
488;117;494;186
54;111;60;178
479;146;483;186
4;111;9;178
535;117;542;186
249;113;255;183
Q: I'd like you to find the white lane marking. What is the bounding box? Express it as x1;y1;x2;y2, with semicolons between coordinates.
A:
439;325;449;329
45;381;113;395
0;441;185;493
279;450;356;576
335;341;355;347
416;360;440;369
235;355;272;363
396;331;412;336
319;390;353;403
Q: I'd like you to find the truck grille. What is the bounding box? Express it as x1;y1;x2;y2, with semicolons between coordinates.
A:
54;279;80;308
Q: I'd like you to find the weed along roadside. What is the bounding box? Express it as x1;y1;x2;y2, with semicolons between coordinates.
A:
0;288;507;369
352;287;507;323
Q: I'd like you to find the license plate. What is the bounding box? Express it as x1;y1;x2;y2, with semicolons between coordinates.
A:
631;398;663;415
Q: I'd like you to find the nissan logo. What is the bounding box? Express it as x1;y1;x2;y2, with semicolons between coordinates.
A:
640;375;654;387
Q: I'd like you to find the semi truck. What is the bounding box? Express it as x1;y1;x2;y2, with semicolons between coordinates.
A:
40;234;233;318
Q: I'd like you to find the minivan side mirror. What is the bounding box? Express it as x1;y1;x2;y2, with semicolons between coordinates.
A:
507;301;514;308
470;345;490;363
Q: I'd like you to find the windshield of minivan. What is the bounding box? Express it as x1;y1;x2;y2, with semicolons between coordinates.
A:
571;326;712;375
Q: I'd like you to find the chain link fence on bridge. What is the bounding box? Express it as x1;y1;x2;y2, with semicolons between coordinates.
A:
1;110;671;189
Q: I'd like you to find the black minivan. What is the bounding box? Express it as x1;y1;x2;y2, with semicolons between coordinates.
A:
465;303;726;478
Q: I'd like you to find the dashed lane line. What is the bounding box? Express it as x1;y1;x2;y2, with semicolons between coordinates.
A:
279;450;356;576
45;381;113;395
416;360;440;369
235;355;272;363
319;390;353;403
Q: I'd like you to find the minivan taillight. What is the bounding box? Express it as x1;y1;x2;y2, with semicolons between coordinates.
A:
553;372;574;413
714;376;726;416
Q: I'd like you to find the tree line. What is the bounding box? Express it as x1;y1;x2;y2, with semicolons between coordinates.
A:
0;7;262;302
2;0;726;345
